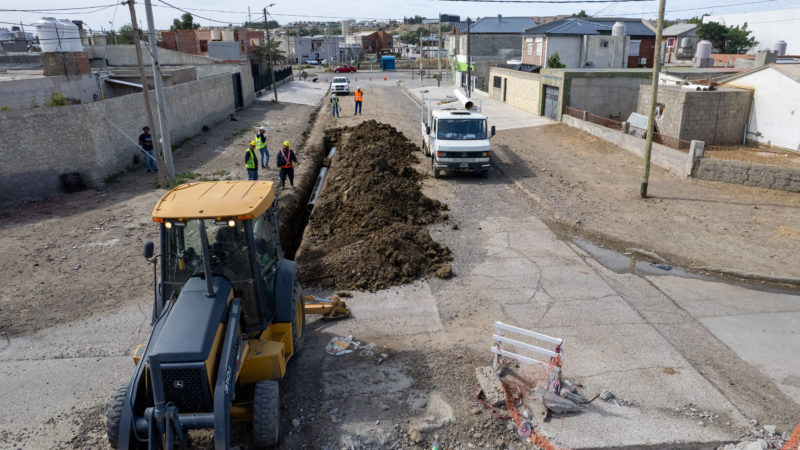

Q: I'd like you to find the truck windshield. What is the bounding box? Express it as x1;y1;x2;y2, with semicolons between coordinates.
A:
437;119;487;140
162;219;252;301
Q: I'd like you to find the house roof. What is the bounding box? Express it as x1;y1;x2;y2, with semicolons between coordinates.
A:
662;23;697;37
720;62;800;84
524;18;610;36
454;16;537;34
585;18;655;37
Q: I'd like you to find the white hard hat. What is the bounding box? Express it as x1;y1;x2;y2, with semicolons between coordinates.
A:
357;86;361;90
259;126;266;131
332;93;337;97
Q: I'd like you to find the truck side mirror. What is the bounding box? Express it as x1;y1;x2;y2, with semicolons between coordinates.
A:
255;237;269;255
491;125;496;137
426;125;431;135
144;241;154;259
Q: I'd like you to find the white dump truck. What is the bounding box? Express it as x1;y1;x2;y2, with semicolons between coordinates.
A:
421;89;495;178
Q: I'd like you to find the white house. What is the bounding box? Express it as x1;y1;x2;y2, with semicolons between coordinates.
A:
721;63;800;152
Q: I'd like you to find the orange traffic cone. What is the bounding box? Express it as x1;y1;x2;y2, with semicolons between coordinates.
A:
355;77;358;81
325;77;328;81
369;76;372;80
384;76;387;80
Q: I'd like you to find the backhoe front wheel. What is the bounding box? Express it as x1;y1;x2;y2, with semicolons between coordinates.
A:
291;279;305;355
253;380;280;448
106;383;128;448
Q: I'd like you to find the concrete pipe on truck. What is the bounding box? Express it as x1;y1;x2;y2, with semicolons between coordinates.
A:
453;88;474;110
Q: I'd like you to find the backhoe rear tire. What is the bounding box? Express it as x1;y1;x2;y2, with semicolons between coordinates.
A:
253;380;280;448
291;279;306;355
106;383;128;448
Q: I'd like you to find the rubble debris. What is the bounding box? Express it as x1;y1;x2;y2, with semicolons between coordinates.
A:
475;366;506;407
296;121;451;291
599;390;615;401
435;265;453;279
535;386;581;414
325;336;356;355
409;428;422;443
562;390;589;404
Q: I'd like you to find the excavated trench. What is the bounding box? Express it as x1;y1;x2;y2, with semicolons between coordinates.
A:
280;119;452;292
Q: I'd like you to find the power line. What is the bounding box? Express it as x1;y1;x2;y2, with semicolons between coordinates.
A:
0;4;119;12
154;0;247;25
597;0;778;16
439;0;654;3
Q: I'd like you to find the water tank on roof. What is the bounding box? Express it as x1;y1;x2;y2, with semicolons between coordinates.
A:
59;19;82;52
36;17;63;53
221;29;234;41
680;37;692;48
612;21;626;37
695;40;712;59
774;40;787;56
211;29;222;41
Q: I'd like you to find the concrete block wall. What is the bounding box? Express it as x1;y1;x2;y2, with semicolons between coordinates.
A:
562;114;690;177
638;86;752;145
568;76;650;119
695;159;800;193
489;67;540;115
103;45;217;67
0;73;100;109
0;73;240;204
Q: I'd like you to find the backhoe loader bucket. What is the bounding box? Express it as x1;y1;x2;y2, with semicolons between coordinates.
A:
303;295;351;320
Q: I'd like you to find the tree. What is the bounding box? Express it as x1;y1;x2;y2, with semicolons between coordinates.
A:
547;52;566;68
688;14;709;24
696;21;757;54
107;24;135;45
399;30;419;45
572;10;588;18
253;40;287;67
404;16;424;24
169;13;201;31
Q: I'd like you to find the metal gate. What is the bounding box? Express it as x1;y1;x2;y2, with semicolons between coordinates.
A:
232;73;243;109
544;85;559;120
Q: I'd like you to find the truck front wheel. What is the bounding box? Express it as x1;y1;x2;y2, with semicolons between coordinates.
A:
432;157;440;179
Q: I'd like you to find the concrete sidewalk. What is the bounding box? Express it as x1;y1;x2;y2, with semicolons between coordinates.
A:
258;79;329;106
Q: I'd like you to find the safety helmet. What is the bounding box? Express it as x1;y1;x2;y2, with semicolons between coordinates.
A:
357;86;361;90
283;140;290;147
332;93;337;97
259;126;266;131
249;141;256;146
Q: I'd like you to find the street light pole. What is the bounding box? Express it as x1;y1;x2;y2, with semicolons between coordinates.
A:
640;0;667;198
264;5;278;102
437;13;442;87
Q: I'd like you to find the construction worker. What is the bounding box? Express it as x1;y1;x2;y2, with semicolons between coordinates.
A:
245;141;258;181
331;93;340;118
277;140;297;189
255;126;269;169
138;126;156;173
353;86;363;115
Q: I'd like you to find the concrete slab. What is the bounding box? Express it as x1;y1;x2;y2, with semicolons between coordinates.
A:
261;80;328;106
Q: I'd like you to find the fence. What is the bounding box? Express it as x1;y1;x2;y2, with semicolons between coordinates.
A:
567;106;690;152
704;145;800;169
587;112;623;131
253;66;293;93
564;106;583;119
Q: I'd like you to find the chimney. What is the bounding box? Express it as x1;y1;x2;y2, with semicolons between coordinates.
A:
497;14;502;23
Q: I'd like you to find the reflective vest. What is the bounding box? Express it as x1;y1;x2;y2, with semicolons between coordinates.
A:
246;148;256;169
254;133;267;150
279;149;293;168
354;90;363;102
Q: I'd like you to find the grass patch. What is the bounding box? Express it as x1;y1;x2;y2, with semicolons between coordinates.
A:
104;172;123;183
175;172;199;184
214;170;230;176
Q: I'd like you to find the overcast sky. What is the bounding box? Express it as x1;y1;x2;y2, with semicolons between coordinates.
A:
2;0;798;34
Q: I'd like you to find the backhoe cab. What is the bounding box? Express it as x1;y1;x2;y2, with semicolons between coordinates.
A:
107;181;305;449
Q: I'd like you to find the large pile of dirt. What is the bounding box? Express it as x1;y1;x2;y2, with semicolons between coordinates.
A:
296;120;451;291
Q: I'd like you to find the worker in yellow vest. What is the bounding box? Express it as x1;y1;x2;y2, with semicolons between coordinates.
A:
255;126;269;169
354;86;363;115
245;141;258;180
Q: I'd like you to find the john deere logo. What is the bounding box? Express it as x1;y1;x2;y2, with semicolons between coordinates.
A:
173;380;184;389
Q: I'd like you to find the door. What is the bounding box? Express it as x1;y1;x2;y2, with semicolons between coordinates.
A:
503;78;508;102
544;85;559;120
232;72;244;109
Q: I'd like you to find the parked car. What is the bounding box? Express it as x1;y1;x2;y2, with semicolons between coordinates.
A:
330;76;350;95
334;65;357;73
304;59;319;65
320;58;331;65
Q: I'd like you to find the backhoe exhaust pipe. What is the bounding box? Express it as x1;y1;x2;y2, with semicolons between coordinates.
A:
453;88;474;110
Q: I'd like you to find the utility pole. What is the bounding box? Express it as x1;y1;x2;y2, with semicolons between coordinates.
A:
126;0;167;188
144;0;176;184
640;0;666;198
248;6;251;26
437;13;442;87
264;5;278;102
418;28;423;80
466;17;471;97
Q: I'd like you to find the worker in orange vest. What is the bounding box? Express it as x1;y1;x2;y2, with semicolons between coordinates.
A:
353;86;363;115
276;140;298;189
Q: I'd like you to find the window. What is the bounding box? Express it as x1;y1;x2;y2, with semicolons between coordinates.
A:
437;119;488;140
667;37;676;48
629;40;641;57
527;43;533;56
493;76;502;88
250;38;259;46
536;42;542;55
199;40;208;52
601;40;609;48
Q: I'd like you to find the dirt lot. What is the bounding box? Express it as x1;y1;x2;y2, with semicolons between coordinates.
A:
490;123;800;282
0;100;318;339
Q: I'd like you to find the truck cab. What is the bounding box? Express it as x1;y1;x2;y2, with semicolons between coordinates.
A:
421;91;495;178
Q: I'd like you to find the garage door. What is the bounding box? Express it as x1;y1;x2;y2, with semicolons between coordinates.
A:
544;85;559;120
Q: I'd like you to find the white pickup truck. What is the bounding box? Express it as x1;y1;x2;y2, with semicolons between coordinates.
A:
421;89;495;178
330;76;350;95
